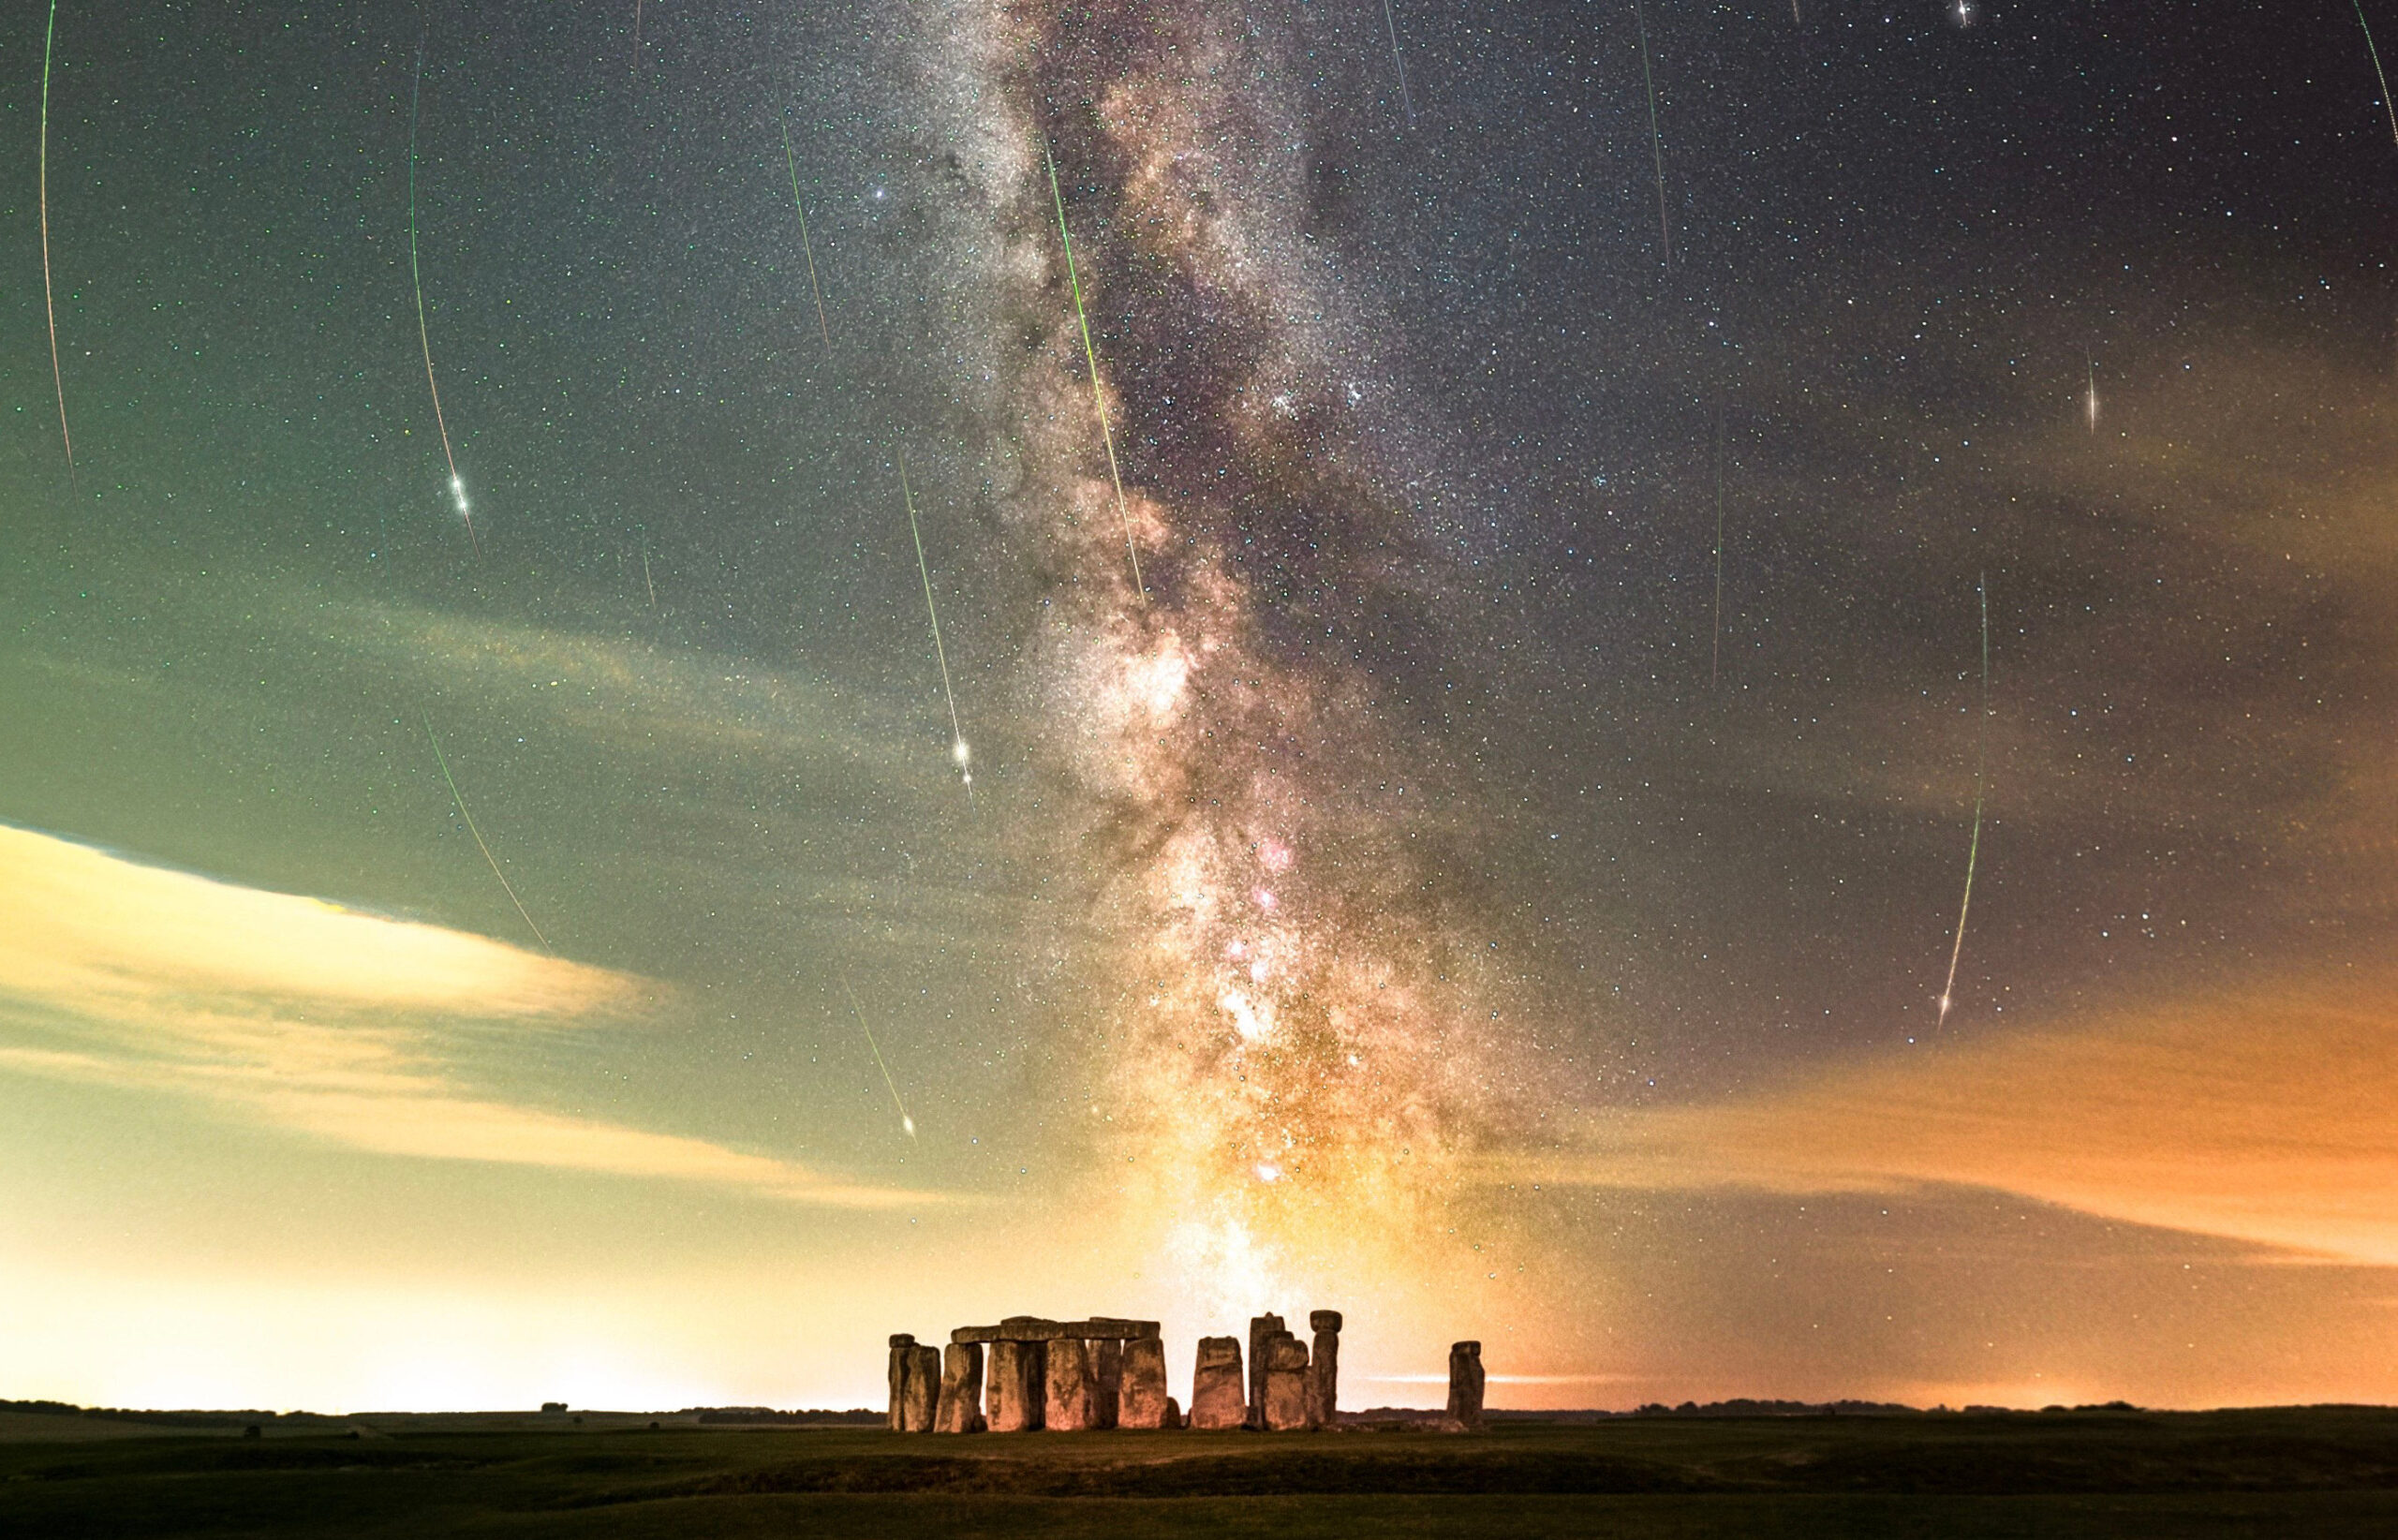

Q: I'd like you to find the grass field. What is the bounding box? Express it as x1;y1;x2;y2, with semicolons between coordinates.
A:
6;1407;2396;1537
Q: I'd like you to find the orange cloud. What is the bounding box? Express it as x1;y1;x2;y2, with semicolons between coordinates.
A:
1517;975;2398;1266
0;824;946;1209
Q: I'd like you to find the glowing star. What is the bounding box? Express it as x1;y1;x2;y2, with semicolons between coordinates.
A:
1253;1162;1281;1183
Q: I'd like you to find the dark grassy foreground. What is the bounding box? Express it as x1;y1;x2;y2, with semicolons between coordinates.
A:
7;1408;2398;1538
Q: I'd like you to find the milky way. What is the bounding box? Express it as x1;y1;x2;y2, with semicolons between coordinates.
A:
926;2;1549;1312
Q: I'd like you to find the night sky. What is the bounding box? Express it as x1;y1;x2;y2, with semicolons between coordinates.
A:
6;0;2397;1414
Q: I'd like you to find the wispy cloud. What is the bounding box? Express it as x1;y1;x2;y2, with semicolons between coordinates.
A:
1502;974;2398;1266
0;823;949;1208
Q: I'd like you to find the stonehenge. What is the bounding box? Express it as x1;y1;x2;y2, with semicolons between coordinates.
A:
890;1306;1519;1436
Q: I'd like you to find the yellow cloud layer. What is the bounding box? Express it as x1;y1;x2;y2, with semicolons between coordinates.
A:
1517;975;2398;1266
0;824;943;1209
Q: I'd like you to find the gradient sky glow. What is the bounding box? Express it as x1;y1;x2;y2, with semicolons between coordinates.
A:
6;0;2398;1414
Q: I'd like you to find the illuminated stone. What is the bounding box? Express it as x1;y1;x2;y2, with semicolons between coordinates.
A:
1263;1332;1310;1430
886;1334;914;1432
1444;1340;1484;1431
1118;1337;1172;1429
903;1343;940;1432
934;1340;986;1434
986;1339;1045;1431
1189;1336;1246;1429
1246;1313;1284;1428
1044;1336;1098;1430
1308;1310;1342;1427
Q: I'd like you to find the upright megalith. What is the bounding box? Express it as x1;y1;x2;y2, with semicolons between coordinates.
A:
935;1341;986;1434
1044;1336;1099;1430
1444;1340;1485;1431
887;1335;916;1431
902;1343;940;1431
1263;1332;1311;1430
986;1339;1045;1431
1246;1313;1285;1429
1118;1337;1172;1429
1189;1336;1248;1429
1308;1310;1342;1427
1091;1338;1123;1429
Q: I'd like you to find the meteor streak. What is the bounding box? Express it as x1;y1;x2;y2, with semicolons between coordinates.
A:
2084;350;2099;433
838;966;917;1139
422;711;549;951
899;452;972;804
39;0;74;494
1710;408;1725;691
2358;1;2398;147
1633;0;1672;266
778;115;832;354
1044;144;1147;600
1935;574;1991;1026
641;547;657;610
1381;0;1415;126
407;32;478;557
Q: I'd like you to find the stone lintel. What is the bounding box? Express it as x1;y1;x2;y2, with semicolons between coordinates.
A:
951;1317;1162;1344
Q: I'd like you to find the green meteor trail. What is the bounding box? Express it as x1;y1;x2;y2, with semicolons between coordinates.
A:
40;0;74;494
779;115;832;353
839;967;916;1139
423;711;548;951
1045;143;1147;600
899;450;972;804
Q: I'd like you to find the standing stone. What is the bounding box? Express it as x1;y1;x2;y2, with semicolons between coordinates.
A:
1044;1336;1098;1430
1118;1337;1171;1429
903;1343;940;1432
887;1334;915;1431
934;1341;986;1434
986;1339;1046;1431
1444;1340;1485;1431
1188;1336;1247;1429
1263;1332;1311;1430
1246;1313;1285;1429
1307;1310;1342;1428
1163;1396;1182;1430
1091;1338;1123;1429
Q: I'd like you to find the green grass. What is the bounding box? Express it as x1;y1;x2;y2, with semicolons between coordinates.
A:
5;1409;2396;1538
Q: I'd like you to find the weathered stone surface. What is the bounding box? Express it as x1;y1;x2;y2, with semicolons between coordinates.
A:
1118;1337;1171;1429
1044;1337;1097;1430
986;1339;1045;1431
887;1334;915;1432
1263;1332;1311;1430
952;1318;1162;1344
1091;1338;1122;1429
934;1341;986;1434
1308;1310;1341;1428
1246;1314;1284;1429
902;1344;940;1432
1163;1396;1182;1430
1188;1336;1247;1430
1444;1340;1485;1431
